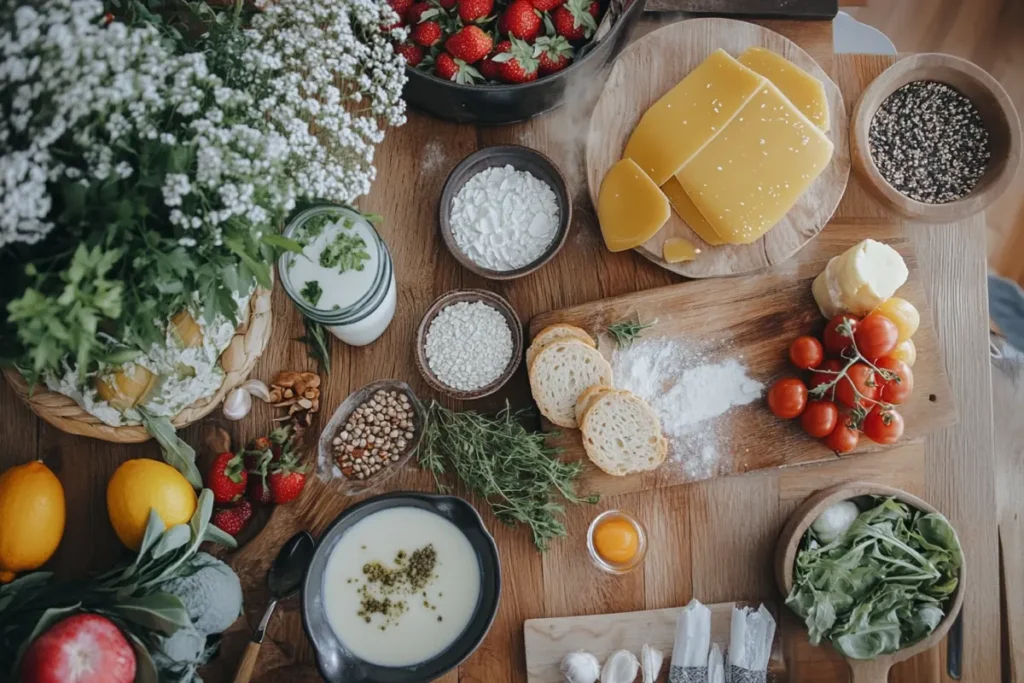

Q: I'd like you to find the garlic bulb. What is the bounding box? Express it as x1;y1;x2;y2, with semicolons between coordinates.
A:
222;379;271;420
560;651;600;683
600;650;639;683
641;644;664;683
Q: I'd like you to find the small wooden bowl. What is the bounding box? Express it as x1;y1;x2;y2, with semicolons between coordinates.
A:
316;379;426;497
438;145;572;281
415;289;523;400
775;482;966;683
851;53;1022;223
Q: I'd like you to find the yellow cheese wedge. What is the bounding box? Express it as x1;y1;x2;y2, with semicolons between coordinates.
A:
675;83;834;245
597;158;670;252
739;47;830;132
623;49;766;186
660;176;726;246
663;237;701;263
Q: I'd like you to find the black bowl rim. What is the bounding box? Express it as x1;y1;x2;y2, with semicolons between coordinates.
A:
301;492;502;682
438;144;572;281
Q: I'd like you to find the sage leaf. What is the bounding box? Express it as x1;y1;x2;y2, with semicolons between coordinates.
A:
152;524;191;558
114;593;191;635
139;410;202;489
137;509;168;562
203;523;238;549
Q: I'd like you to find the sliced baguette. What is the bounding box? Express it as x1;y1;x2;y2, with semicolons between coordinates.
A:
575;385;614;429
526;324;595;367
581;390;667;477
529;341;612;428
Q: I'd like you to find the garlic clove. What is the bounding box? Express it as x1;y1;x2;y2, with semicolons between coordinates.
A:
240;379;271;402
560;650;601;683
222;386;253;420
600;650;639;683
641;644;664;683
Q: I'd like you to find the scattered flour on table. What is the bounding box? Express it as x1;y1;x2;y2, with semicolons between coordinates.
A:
612;338;764;480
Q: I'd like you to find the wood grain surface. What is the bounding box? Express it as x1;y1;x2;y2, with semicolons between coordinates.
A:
0;19;1002;683
586;18;850;278
530;227;956;496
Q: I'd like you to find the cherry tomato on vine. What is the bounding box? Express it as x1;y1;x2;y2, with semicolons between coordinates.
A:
767;378;808;419
853;313;899;359
789;336;824;370
809;359;844;394
888;338;917;367
825;419;860;453
823;314;860;357
801;400;838;438
863;406;904;444
875;357;914;404
835;363;879;409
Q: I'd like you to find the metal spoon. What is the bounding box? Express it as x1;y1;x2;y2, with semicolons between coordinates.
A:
233;531;316;683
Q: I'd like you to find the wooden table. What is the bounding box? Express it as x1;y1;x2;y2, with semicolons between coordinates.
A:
0;16;1001;683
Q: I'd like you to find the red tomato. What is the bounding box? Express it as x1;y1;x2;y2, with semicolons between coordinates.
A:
876;357;914;404
853;313;899;359
863;406;905;444
825;420;860;453
789;336;825;370
767;377;808;419
835;363;880;408
823;314;860;357
809;359;845;394
801;400;839;438
20;614;136;683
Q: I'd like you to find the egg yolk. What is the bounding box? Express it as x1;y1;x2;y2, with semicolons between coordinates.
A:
593;518;639;564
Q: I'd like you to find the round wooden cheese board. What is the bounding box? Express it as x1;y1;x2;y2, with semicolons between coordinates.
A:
586;18;851;278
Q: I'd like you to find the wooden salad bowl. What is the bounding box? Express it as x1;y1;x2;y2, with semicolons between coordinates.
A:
775;481;966;683
851;52;1022;223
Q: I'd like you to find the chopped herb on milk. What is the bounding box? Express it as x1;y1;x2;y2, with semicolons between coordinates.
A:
320;230;370;273
301;280;323;307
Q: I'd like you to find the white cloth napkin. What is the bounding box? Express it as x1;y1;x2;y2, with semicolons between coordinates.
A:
671;599;712;667
727;605;776;682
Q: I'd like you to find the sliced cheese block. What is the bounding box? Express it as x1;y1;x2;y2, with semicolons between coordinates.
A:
581;390;667;477
676;83;834;245
623;49;766;186
597;159;670;252
660;176;725;246
739;47;830;132
526;324;595;367
529;341;613;428
662;237;700;263
574;384;614;429
811;239;909;318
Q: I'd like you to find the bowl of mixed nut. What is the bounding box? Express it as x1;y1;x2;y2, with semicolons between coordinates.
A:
317;379;426;495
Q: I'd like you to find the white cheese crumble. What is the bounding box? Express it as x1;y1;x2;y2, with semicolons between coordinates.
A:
424;301;513;391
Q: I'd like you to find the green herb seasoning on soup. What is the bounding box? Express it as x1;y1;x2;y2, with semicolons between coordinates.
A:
786;497;962;660
288;214;378;310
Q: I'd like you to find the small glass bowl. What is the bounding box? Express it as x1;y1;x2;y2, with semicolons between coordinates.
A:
586;509;648;575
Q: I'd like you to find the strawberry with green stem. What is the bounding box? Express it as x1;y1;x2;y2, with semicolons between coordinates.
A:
268;448;310;505
445;25;494;64
552;0;599;41
500;0;542;41
534;35;573;75
395;41;425;66
206;451;247;504
435;52;484;83
492;35;539;83
457;0;494;23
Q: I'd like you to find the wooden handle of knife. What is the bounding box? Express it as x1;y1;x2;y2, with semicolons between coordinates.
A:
232;641;263;683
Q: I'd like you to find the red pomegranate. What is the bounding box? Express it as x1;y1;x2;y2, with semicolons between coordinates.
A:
19;613;136;683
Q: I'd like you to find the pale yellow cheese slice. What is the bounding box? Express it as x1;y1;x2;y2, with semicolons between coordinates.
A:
597;158;670;252
675;83;834;245
660;176;726;246
623;49;766;186
662;237;701;263
739;47;830;132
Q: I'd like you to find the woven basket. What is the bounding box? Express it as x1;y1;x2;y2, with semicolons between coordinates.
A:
3;287;273;443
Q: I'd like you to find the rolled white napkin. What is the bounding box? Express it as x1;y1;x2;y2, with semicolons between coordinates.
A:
727;605;776;683
668;599;712;683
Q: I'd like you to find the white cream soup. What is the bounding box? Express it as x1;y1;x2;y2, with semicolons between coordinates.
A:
285;211;380;312
322;506;481;667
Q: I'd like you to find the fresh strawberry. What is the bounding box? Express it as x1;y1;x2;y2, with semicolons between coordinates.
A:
552;0;598;40
434;52;484;83
211;500;254;537
387;0;413;22
534;35;573;75
445;25;493;64
530;0;564;11
395;41;425;66
478;53;502;80
457;0;493;22
206;451;247;504
493;35;539;83
500;0;541;41
407;1;439;24
266;447;309;505
439;0;457;8
411;20;443;47
246;474;274;504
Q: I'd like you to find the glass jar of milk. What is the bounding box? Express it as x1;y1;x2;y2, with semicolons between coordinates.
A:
279;205;397;346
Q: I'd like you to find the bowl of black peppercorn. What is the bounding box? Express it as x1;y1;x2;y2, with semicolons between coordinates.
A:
851;52;1021;223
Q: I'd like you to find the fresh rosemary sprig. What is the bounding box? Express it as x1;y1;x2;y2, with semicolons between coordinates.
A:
606;317;658;347
418;402;597;551
297;316;332;375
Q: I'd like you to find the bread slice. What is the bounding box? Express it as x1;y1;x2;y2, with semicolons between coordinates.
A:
581;390;667;476
529;341;612;428
575;385;614;429
526;324;595;367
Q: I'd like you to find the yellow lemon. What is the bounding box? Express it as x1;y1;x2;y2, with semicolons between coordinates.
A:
0;461;66;583
107;459;197;550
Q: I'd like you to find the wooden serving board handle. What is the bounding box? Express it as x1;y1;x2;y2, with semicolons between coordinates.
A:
848;658;894;683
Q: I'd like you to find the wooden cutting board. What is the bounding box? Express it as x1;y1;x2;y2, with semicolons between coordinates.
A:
585;18;851;278
529;224;957;497
523;601;787;683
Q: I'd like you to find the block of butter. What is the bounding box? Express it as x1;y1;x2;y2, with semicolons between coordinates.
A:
738;47;830;132
598;158;670;252
811;239;909;318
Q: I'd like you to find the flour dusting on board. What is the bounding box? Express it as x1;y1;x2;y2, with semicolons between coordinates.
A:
612;338;764;479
